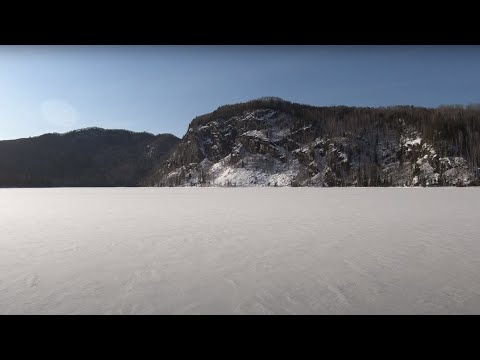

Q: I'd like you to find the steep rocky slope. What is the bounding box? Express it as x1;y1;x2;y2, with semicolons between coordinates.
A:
149;98;480;187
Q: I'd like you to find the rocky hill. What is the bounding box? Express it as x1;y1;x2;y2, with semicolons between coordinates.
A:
2;98;479;188
147;98;480;187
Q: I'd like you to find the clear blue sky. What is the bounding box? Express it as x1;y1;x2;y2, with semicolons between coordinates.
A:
1;45;480;140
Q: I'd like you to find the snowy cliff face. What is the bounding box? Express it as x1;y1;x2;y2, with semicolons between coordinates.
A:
150;100;480;187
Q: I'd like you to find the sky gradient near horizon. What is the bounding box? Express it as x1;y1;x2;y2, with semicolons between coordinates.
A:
1;45;480;140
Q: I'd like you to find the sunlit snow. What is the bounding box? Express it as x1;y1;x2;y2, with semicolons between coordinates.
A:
1;188;480;314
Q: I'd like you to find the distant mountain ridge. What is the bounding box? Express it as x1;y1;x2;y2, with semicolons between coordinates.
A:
2;98;480;187
0;127;179;187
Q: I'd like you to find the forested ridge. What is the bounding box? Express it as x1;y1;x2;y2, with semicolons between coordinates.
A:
2;98;480;187
0;127;179;187
150;98;480;187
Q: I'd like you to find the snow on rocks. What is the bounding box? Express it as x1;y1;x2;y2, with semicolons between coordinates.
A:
242;130;269;142
404;137;422;147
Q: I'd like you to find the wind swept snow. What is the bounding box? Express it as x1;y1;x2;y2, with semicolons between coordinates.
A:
1;188;480;314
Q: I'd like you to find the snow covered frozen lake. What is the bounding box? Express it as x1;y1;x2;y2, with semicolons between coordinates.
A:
1;187;480;314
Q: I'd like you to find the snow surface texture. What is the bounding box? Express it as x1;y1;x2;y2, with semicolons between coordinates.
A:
1;188;480;315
